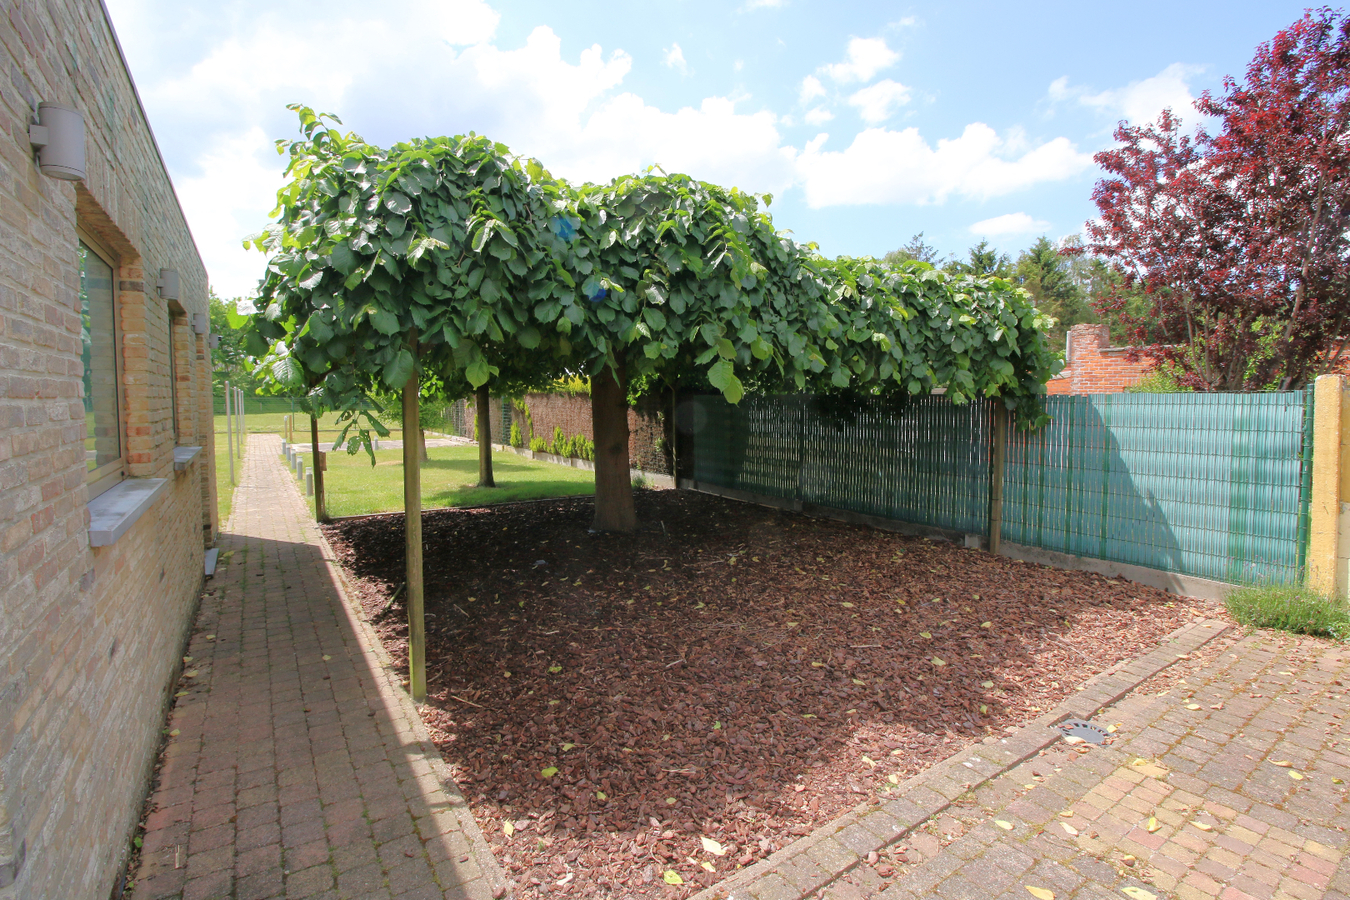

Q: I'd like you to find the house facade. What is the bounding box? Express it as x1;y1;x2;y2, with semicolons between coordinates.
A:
1045;323;1156;395
1;1;216;897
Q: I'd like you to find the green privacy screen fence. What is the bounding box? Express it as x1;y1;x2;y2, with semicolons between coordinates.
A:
682;390;1313;585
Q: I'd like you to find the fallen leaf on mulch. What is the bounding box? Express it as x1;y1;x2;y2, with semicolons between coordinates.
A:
324;490;1223;900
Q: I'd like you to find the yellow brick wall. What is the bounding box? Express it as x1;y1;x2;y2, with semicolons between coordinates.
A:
0;0;215;897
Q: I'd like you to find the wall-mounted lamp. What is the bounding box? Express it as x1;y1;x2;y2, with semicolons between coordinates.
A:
208;335;220;349
28;103;85;181
191;312;209;335
157;269;180;301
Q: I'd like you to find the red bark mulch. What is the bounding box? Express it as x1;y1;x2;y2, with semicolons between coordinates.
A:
322;489;1224;899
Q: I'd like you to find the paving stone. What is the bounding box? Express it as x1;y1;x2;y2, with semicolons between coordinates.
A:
130;436;504;900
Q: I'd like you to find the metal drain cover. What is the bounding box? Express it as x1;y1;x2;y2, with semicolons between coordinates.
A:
1057;718;1109;744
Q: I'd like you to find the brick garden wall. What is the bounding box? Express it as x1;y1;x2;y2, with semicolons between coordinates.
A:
0;2;213;897
445;392;671;475
1045;324;1156;395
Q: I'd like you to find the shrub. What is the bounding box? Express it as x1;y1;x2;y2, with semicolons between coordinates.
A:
509;422;523;448
1126;369;1189;393
551;426;567;457
1225;585;1350;640
579;436;594;461
529;437;547;453
632;472;651;490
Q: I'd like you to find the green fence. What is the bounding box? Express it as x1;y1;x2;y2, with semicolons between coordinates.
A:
684;390;1313;585
686;394;991;535
1003;392;1312;585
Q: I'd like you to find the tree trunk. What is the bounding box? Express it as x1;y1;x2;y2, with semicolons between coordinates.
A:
590;365;636;532
403;365;426;704
476;385;495;487
310;413;326;522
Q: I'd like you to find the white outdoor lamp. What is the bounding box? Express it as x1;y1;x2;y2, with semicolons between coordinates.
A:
191;312;209;335
28;103;85;181
157;269;180;301
208;335;220;349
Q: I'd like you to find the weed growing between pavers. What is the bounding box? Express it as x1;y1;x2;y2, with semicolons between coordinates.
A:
324;490;1223;900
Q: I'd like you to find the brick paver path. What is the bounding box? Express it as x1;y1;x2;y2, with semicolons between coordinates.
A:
132;433;506;900
811;632;1350;900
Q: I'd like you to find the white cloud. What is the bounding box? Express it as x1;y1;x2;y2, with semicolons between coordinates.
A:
797;123;1092;208
969;212;1051;236
172;128;286;299
1050;62;1204;125
799;75;826;105
823;37;899;84
663;42;688;75
804;107;834;125
847;79;911;124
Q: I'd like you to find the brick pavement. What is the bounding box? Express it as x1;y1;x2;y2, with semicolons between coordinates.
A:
784;631;1350;900
131;433;507;900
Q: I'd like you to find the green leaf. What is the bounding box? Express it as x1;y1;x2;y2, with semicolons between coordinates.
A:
330;243;357;275
370;307;400;335
466;357;491;389
708;358;743;403
271;356;304;388
517;326;541;349
384;192;412;215
382;348;415;389
642;307;667;332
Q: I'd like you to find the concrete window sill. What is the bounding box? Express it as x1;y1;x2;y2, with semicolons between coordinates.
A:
174;446;203;471
88;478;169;547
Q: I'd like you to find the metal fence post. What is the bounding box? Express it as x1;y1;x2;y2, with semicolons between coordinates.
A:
225;381;235;485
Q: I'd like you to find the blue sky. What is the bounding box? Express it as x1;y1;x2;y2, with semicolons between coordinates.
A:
104;0;1311;298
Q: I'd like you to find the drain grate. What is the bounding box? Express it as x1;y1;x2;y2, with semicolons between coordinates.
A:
1056;718;1109;744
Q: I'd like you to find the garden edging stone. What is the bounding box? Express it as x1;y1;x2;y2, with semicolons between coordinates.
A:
694;618;1232;900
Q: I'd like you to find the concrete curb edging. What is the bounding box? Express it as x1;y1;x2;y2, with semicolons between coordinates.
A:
305;494;514;899
695;618;1233;900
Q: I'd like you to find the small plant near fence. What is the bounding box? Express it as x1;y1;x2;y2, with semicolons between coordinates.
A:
528;427;594;461
509;422;523;448
1225;585;1350;641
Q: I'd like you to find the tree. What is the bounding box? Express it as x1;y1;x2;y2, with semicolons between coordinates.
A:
238;107;574;701
1085;9;1350;390
883;232;946;268
561;174;1062;530
948;240;1013;279
1013;237;1095;345
209;290;266;394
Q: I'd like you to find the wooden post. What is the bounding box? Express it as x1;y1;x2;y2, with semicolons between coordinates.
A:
224;381;235;485
988;404;1008;555
310;413;327;522
402;353;426;703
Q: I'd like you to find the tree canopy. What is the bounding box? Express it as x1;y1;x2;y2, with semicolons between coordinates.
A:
1085;8;1350;390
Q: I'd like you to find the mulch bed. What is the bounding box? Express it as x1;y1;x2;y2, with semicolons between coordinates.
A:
323;489;1223;899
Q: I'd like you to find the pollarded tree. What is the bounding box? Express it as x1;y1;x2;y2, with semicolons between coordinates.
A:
557;173;1061;531
239;106;575;700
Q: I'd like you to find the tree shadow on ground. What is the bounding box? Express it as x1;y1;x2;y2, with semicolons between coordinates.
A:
323;490;1214;898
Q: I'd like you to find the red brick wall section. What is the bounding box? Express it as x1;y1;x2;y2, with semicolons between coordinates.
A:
1044;324;1156;395
0;2;213;898
445;393;670;474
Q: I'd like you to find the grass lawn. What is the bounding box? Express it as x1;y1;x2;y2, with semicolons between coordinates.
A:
289;444;595;518
214;427;236;527
214;410;413;444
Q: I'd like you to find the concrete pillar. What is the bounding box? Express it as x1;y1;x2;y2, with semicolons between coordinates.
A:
1308;374;1347;596
306;472;314;495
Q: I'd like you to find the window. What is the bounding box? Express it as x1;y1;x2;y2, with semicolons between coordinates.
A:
79;239;123;498
168;316;181;442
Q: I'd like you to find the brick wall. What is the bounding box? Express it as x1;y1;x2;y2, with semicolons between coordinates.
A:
0;1;213;898
446;392;671;475
1045;324;1156;395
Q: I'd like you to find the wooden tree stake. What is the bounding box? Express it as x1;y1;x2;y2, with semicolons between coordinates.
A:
403;361;426;703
